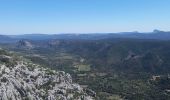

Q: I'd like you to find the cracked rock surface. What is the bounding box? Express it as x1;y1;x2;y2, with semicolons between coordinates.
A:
0;50;94;100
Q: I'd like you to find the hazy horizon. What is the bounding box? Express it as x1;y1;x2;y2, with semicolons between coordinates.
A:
0;0;170;35
0;29;168;35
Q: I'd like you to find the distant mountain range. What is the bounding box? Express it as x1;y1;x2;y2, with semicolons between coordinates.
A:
1;30;170;43
0;35;17;43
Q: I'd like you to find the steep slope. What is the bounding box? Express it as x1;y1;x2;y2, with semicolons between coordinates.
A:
17;40;34;49
0;49;94;100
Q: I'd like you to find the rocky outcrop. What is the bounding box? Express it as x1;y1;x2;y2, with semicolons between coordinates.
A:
0;51;94;100
0;55;12;63
17;40;34;49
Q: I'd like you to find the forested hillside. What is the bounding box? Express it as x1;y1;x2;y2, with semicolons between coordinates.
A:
1;38;170;99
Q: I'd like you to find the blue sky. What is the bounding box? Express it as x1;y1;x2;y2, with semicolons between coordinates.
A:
0;0;170;34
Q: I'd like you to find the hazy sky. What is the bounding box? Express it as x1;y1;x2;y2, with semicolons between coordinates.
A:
0;0;170;34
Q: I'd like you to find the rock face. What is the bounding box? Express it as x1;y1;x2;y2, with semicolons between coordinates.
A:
0;51;94;100
0;55;12;63
17;40;34;49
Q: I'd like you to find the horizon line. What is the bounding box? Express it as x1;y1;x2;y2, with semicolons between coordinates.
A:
1;29;169;35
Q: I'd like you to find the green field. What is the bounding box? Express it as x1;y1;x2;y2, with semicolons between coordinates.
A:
76;64;91;72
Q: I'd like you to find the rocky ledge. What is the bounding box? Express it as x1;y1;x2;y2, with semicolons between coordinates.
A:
0;50;94;100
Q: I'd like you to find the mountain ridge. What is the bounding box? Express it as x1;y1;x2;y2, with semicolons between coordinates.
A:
1;30;170;41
